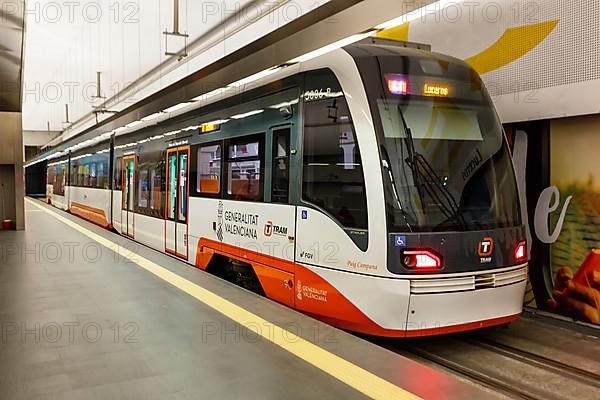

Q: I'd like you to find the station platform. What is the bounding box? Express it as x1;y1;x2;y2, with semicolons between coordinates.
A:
0;199;501;400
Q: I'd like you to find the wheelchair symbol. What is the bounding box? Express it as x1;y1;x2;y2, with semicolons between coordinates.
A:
394;236;406;248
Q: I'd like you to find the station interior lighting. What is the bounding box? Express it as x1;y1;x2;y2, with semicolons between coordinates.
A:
231;109;264;120
141;112;166;122
287;32;376;64
26;2;460;169
163;102;194;113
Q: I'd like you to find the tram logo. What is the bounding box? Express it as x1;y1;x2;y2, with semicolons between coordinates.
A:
263;221;288;238
264;221;273;237
478;237;494;257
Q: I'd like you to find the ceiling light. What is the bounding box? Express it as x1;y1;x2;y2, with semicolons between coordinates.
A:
235;68;282;86
190;68;281;103
164;102;194;113
288;32;375;64
125;120;142;129
231;109;264;120
141;112;165;122
203;119;230;126
192;87;228;102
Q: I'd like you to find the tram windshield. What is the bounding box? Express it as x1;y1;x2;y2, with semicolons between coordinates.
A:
366;57;521;232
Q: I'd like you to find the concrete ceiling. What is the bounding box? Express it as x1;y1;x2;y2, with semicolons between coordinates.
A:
0;1;25;112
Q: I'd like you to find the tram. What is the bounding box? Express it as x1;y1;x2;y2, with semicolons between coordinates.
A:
46;39;528;337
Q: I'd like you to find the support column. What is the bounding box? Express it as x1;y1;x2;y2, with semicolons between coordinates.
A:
0;112;25;230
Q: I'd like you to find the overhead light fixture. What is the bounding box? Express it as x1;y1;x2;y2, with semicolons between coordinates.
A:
164;102;194;113
190;68;282;103
269;99;299;109
141;112;165;122
203;119;230;126
125;120;143;129
288;31;376;64
71;153;93;161
375;0;466;30
231;109;264;120
47;160;68;167
192;87;231;102
236;67;282;86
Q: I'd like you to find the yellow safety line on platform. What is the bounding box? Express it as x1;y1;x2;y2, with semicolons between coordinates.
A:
26;198;422;400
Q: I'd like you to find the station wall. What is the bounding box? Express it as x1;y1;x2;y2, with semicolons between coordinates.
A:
23;0;331;133
378;0;600;327
380;0;600;123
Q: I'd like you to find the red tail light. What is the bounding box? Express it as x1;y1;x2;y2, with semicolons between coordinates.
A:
402;249;442;270
515;241;527;262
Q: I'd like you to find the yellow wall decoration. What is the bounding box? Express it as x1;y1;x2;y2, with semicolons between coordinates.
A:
465;20;559;74
376;20;559;75
376;23;410;42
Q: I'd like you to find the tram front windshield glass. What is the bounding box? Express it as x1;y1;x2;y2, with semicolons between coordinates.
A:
368;57;520;232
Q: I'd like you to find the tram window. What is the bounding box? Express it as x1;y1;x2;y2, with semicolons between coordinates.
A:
272;128;290;203
97;161;108;189
167;153;178;220
76;165;83;187
114;158;123;190
178;151;189;223
150;169;160;211
55;165;65;195
152;160;166;217
302;96;368;230
49;164;66;196
197;144;222;195
83;165;90;187
70;165;76;187
225;137;264;202
89;163;97;188
138;169;149;208
47;167;55;191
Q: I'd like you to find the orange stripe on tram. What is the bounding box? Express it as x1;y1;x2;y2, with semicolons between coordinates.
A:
70;202;111;229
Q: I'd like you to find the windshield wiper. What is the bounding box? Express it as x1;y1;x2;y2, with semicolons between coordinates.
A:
397;106;425;204
381;146;413;232
397;106;468;229
412;153;468;229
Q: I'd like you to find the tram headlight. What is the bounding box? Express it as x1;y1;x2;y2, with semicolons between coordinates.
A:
401;249;443;270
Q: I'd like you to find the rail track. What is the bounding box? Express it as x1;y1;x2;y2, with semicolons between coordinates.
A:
381;333;600;400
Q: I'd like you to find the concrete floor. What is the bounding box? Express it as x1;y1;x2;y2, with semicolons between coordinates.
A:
0;200;497;400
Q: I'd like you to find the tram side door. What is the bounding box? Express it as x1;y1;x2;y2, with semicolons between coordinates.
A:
165;146;190;260
121;156;136;238
270;125;298;266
